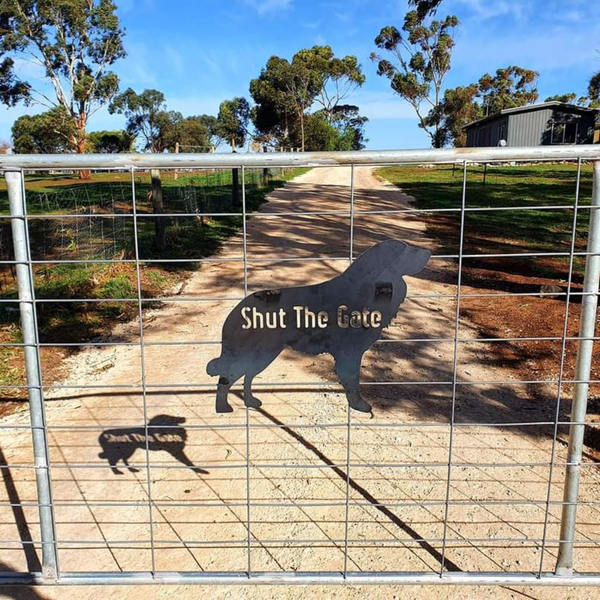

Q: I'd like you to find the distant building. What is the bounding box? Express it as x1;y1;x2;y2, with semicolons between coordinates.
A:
463;101;600;147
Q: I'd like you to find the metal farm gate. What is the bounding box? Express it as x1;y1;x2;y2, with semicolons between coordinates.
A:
1;147;600;586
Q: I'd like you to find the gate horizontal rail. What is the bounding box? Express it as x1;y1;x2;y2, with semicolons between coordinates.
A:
1;146;600;586
1;145;600;169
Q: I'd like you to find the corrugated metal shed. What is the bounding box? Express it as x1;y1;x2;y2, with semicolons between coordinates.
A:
464;102;599;147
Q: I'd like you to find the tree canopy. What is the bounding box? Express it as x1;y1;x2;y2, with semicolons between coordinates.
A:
0;0;126;158
433;65;539;147
250;45;366;151
371;9;459;147
12;106;75;153
478;66;539;115
109;89;216;152
545;93;578;104
109;88;167;152
432;84;482;147
588;72;600;108
216;97;251;150
408;0;444;20
87;129;134;153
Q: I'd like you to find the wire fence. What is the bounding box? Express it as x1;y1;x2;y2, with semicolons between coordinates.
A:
0;148;599;585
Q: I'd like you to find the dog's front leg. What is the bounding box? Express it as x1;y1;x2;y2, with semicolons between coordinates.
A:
335;353;371;413
123;457;140;473
216;376;234;413
243;374;262;409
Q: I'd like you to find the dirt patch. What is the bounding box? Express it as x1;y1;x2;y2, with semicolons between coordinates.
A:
404;198;600;458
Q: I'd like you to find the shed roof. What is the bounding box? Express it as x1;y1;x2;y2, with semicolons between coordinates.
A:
463;101;599;130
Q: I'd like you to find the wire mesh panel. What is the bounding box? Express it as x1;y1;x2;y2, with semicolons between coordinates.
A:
0;149;600;585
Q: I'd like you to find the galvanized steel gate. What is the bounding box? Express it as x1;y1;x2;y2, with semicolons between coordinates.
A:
1;147;600;585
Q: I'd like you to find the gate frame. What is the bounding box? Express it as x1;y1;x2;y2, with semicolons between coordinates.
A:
2;146;600;585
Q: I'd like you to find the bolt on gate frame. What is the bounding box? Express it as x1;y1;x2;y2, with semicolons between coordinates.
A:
1;146;600;586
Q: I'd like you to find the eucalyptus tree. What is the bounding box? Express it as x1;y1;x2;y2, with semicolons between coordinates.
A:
250;45;365;151
434;66;538;147
431;84;482;147
409;0;444;19
87;130;134;153
0;0;126;167
216;97;252;206
545;93;578;104
588;72;600;108
12;106;75;153
216;97;251;151
109;88;168;152
371;9;459;147
478;66;539;115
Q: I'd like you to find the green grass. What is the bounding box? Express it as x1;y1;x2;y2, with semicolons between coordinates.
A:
377;163;593;280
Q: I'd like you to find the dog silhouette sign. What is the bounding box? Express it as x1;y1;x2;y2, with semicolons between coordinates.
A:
207;240;431;414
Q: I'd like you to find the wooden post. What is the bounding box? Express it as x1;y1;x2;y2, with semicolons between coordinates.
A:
174;142;179;181
151;169;167;251
262;145;269;187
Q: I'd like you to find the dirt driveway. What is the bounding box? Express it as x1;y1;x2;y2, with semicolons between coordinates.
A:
1;166;599;599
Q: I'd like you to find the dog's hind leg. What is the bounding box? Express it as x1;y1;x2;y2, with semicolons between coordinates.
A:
216;376;234;413
335;352;372;413
107;458;123;475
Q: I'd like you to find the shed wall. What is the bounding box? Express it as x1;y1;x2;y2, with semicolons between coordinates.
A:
507;108;554;146
465;116;508;147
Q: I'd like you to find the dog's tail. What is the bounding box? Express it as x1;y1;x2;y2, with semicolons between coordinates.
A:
98;451;107;459
207;356;225;376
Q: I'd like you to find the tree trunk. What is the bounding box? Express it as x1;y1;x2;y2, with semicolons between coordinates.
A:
75;114;91;180
262;146;269;187
150;169;167;252
300;111;305;152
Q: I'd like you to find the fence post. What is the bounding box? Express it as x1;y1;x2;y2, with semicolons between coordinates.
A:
6;170;58;579
555;160;600;575
150;169;167;252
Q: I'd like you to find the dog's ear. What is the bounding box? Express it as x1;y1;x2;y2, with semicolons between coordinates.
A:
403;247;431;276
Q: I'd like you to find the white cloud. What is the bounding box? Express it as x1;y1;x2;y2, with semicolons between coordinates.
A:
166;94;228;116
243;0;292;15
450;0;530;21
302;19;322;29
116;41;157;87
351;91;417;120
163;45;185;77
453;21;600;75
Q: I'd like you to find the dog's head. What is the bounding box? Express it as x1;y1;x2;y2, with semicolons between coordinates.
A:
359;240;431;279
148;414;186;427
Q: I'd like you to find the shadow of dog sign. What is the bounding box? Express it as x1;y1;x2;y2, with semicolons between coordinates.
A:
207;240;431;414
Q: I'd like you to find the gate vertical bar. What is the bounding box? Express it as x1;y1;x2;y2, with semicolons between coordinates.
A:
130;167;156;574
538;159;581;577
555;160;600;574
440;161;468;575
343;164;356;577
241;166;251;576
6;170;58;579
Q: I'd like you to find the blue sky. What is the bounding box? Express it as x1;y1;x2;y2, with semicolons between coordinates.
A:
2;0;600;150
